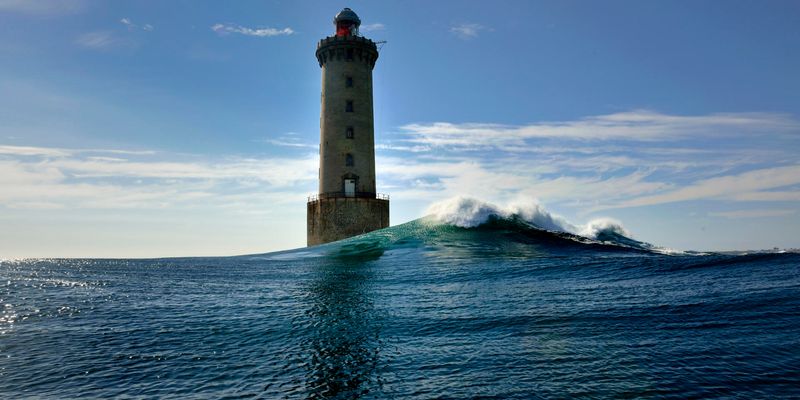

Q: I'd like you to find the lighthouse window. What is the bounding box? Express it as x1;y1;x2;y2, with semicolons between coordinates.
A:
346;76;353;87
346;100;354;112
346;48;354;61
345;153;354;166
346;127;354;139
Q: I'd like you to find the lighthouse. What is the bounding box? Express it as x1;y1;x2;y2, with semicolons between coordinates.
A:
307;8;389;246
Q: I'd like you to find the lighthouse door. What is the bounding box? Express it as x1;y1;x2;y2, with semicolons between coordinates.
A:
344;179;356;197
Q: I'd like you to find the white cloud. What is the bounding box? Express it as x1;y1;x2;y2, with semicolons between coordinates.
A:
376;106;800;213
733;191;800;202
260;134;317;149
74;31;120;49
2;108;798;255
615;165;800;208
264;140;316;149
450;23;491;39
372;110;800;214
264;139;319;149
400;111;798;148
376;155;671;210
74;19;151;50
53;157;318;186
361;23;385;32
0;145;71;157
0;144;156;157
0;145;317;210
211;23;294;37
375;143;431;153
0;0;86;16
0;109;775;217
709;209;796;219
85;148;157;156
120;17;154;31
515;172;672;207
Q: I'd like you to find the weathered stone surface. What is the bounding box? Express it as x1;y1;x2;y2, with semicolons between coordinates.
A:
317;36;378;195
307;197;389;246
307;13;389;246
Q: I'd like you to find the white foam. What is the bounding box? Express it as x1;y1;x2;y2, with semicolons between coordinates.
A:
579;218;631;239
426;196;634;241
425;197;508;228
651;247;689;255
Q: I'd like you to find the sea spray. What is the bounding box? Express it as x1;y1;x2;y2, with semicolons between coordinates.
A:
426;196;632;241
263;197;666;260
2;232;798;398
579;217;632;239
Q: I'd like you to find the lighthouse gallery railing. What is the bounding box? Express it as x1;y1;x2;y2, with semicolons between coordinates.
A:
307;192;389;203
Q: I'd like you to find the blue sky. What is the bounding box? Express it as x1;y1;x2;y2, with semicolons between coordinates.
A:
1;0;799;257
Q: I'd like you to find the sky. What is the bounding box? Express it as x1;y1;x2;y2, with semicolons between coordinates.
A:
1;0;799;258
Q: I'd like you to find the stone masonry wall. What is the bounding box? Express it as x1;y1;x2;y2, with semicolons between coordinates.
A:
307;197;389;246
317;37;378;195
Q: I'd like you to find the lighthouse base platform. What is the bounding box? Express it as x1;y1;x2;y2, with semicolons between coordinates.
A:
307;196;389;246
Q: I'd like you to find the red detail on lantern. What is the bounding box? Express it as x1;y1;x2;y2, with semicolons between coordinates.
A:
336;23;352;37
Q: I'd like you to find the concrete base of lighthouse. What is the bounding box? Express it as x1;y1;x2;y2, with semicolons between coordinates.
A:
307;197;389;246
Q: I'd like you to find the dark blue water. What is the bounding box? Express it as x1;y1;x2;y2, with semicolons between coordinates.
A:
2;217;799;399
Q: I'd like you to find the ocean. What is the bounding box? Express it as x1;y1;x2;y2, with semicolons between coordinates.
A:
1;213;799;399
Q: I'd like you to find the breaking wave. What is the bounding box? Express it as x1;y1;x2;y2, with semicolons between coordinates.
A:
258;197;675;261
426;196;632;240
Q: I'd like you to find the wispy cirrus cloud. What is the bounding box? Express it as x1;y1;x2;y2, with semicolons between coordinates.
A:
399;111;798;149
375;110;800;215
120;17;153;31
211;23;294;37
2;109;798;255
611;165;800;209
0;144;71;157
376;156;670;207
259;133;317;149
361;23;385;32
73;17;152;51
263;139;317;149
450;23;491;39
74;31;121;49
733;191;800;202
709;209;796;219
4;109;797;215
375;143;431;153
0;0;86;16
375;152;800;215
0;145;317;210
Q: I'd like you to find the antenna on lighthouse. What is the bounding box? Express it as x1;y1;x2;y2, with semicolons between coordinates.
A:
374;40;387;51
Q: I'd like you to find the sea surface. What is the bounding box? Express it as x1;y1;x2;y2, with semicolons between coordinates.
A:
1;216;799;399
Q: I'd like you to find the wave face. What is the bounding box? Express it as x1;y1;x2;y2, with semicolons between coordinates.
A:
425;196;653;249
280;197;661;261
2;200;799;398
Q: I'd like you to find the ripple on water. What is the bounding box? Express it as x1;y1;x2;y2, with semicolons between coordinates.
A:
0;253;798;398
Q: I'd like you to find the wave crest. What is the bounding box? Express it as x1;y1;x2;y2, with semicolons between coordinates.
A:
426;196;633;242
579;218;631;240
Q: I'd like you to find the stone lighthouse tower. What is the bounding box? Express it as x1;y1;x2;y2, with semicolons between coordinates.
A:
307;8;389;246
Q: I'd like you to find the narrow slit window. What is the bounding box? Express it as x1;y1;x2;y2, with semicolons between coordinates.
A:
346;76;353;87
345;153;354;166
346;100;353;112
346;127;354;139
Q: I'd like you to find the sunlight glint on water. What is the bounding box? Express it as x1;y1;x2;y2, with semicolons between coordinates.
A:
1;217;799;398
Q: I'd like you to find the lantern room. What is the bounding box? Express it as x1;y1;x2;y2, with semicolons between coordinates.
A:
334;7;361;37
